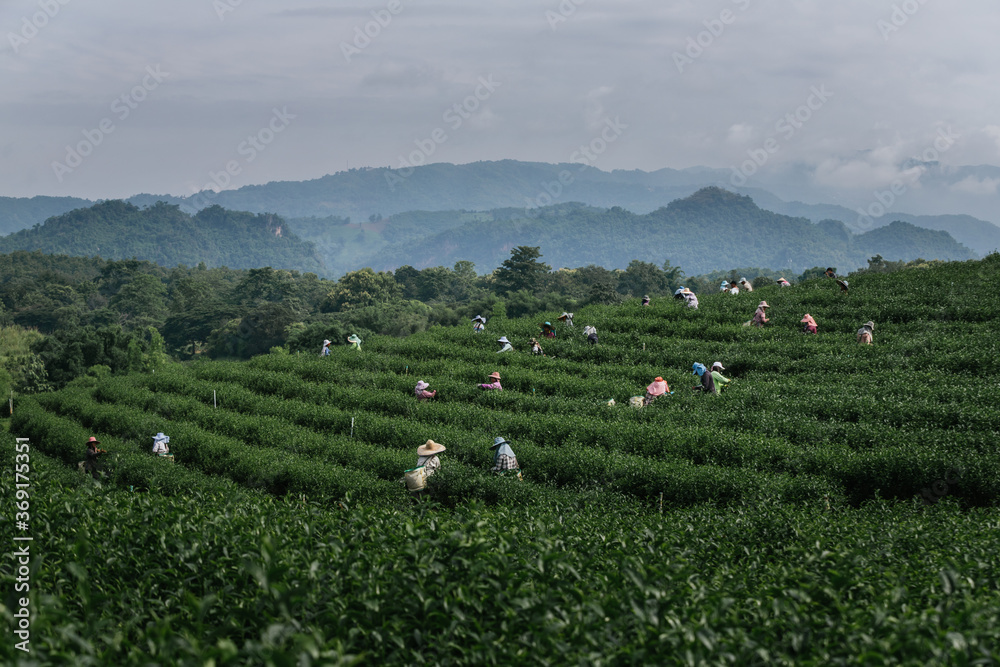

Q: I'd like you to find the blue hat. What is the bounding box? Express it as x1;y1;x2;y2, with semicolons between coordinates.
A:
692;362;706;377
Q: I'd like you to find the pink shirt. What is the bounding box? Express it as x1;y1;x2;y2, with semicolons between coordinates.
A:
479;381;502;391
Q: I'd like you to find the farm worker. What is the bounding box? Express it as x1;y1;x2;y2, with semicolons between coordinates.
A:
152;432;170;455
857;320;875;345
320;339;331;356
642;294;651;306
728;283;739;295
479;371;502;391
682;287;698;309
739;277;754;292
777;277;791;287
801;313;818;334
414;380;437;401
836;279;850;294
673;286;686;300
347;334;362;350
751;301;770;327
530;338;544;355
583;325;598;345
415;439;446;477
497;336;513;353
643;376;671;406
691;363;717;394
720;281;730;292
83;436;106;479
541;322;556;338
558;312;574;327
471;315;486;332
490;437;522;478
824;267;837;279
710;362;731;392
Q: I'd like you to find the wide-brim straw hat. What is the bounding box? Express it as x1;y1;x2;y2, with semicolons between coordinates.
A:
800;314;812;323
864;321;875;329
682;288;693;294
415;380;429;391
416;439;446;456
87;436;101;444
472;315;486;323
759;301;770;308
491;437;509;449
497;337;510;344
488;371;501;380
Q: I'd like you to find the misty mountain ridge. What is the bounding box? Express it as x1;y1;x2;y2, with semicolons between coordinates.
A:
0;188;973;278
3;160;998;260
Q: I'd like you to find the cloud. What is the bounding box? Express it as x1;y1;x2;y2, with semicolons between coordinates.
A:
950;175;1000;195
726;123;755;145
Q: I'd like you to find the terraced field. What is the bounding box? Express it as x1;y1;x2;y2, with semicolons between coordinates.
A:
4;255;1000;664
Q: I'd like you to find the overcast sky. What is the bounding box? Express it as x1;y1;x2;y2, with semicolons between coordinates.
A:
3;0;1000;201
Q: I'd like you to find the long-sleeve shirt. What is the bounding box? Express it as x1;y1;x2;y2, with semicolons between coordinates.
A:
711;371;730;391
684;293;699;309
492;453;519;472
479;381;502;391
497;343;513;353
751;308;768;326
416;455;441;476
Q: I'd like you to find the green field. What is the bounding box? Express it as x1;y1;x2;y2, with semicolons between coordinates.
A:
3;255;1000;664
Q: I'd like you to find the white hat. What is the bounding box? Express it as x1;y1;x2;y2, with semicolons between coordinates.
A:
497;336;510;344
711;362;725;370
322;339;331;346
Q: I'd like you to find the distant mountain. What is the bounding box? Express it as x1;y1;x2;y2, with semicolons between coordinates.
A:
742;189;1000;257
3;160;998;267
367;188;975;275
0;201;325;274
0;195;93;236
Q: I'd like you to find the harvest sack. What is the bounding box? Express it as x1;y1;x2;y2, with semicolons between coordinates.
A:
403;466;427;491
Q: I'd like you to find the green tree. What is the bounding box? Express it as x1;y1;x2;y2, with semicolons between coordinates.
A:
323;268;401;312
495;246;550;295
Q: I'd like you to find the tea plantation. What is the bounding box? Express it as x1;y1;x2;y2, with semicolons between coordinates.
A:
3;255;1000;664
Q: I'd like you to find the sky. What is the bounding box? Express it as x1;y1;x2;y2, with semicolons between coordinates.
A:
4;0;1000;202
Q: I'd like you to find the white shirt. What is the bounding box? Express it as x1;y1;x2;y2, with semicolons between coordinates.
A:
497;343;513;353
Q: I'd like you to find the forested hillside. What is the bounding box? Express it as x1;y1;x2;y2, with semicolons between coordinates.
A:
0;200;325;274
372;188;975;275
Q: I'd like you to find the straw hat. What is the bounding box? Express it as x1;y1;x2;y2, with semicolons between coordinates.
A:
488;371;501;380
497;336;510;344
416;439;446;456
491;436;510;449
711;362;725;370
86;436;101;444
800;314;811;322
758;301;770;308
472;315;486;323
415;380;429;391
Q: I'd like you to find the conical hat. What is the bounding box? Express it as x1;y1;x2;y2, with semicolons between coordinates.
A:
416;439;446;456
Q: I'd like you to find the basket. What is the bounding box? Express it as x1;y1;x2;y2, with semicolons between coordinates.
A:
403;466;427;492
